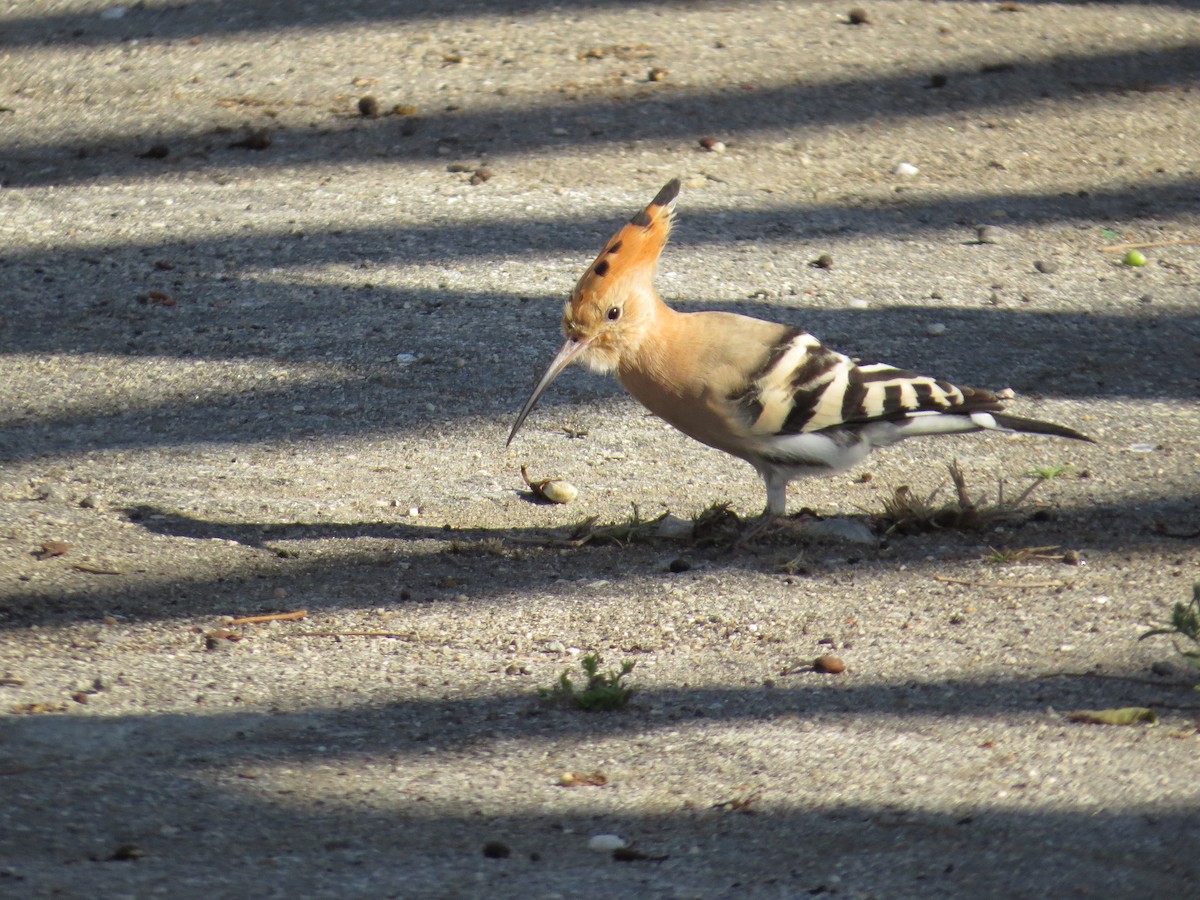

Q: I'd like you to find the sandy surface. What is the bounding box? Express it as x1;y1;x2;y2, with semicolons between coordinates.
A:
2;1;1200;897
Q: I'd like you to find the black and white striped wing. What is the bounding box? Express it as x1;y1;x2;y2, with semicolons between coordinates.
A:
732;330;1002;436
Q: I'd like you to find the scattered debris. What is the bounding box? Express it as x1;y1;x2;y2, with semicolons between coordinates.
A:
108;843;145;862
71;563;123;575
613;847;668;862
1066;707;1158;726
482;840;511;859
588;834;627;852
934;575;1066;589
227;609;308;626
520;466;578;504
560;771;608;787
813;655;847;674
34;540;71;560
230;128;271;150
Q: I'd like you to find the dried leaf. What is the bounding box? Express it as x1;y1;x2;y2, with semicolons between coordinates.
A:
35;540;70;560
1066;707;1158;726
560;771;608;787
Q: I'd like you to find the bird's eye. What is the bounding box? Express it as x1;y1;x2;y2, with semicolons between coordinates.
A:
607;307;621;321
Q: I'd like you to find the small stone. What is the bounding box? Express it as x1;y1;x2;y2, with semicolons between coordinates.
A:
796;518;876;545
482;841;511;859
1033;259;1059;274
1061;549;1082;566
109;844;143;861
469;168;492;185
813;655;846;674
812;253;834;269
231;129;271;151
648;67;668;82
138;143;170;160
588;834;628;852
668;557;692;573
893;162;919;178
1151;659;1191;678
100;6;128;19
655;514;694;540
975;224;1004;244
35;539;71;559
699;136;726;153
357;95;380;118
926;322;947;337
847;7;870;25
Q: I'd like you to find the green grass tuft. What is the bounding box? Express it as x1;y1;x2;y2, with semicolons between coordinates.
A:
541;653;637;711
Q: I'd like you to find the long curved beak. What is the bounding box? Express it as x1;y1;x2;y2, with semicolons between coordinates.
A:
506;337;591;446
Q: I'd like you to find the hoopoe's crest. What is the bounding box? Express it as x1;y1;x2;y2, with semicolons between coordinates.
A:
562;178;680;374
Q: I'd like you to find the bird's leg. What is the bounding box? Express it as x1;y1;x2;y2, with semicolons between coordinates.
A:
736;470;790;546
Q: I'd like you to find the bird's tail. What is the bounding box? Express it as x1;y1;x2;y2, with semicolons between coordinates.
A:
980;412;1095;443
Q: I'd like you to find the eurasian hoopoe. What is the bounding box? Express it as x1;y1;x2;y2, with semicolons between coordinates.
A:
507;179;1094;520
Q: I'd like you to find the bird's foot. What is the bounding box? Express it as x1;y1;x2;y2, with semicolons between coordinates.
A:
735;513;784;548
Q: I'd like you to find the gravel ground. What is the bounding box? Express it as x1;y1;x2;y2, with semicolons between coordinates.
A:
2;1;1200;897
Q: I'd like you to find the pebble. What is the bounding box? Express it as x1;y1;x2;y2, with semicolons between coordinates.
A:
796;518;876;545
357;96;380;118
699;136;726;153
847;7;870;25
655;514;694;539
1033;259;1059;274
926;322;947;336
1127;443;1158;453
100;5;128;19
395;352;418;365
813;655;847;674
482;840;511;859
812;253;834;269
893;162;919;178
975;225;1005;244
588;834;628;852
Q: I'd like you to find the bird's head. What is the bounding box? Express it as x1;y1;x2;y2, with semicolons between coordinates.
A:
507;178;680;445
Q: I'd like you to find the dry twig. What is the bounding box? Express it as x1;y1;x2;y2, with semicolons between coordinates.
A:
228;609;308;625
